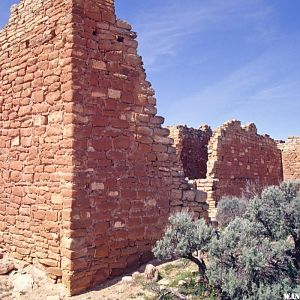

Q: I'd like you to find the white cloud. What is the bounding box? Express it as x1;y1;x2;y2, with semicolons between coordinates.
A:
133;0;274;69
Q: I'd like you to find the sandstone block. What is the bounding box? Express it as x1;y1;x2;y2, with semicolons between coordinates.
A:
0;260;14;275
108;88;121;99
91;182;104;190
144;264;159;282
92;60;106;70
32;90;44;103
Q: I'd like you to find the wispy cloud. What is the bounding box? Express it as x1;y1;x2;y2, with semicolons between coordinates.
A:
116;0;300;139
177;43;299;104
249;82;300;101
164;35;300;138
134;0;274;69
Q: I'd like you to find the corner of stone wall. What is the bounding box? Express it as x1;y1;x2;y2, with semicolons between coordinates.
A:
278;136;300;180
0;0;76;289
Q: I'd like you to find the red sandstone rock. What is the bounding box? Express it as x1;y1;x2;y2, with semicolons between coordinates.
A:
144;264;159;282
0;260;15;275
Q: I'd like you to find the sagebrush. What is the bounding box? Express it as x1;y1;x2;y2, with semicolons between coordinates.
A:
153;181;300;300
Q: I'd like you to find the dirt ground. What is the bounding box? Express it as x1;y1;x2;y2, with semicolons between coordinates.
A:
0;258;202;300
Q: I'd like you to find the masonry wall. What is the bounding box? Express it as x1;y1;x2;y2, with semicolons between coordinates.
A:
0;0;74;281
0;0;208;295
196;120;283;219
278;137;300;180
67;0;208;293
168;125;212;179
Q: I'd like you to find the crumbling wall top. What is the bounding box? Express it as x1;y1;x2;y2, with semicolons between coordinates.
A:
168;124;212;135
212;119;277;146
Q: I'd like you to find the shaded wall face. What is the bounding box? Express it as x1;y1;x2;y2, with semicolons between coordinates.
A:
168;126;212;179
0;0;73;280
66;0;194;294
280;137;300;180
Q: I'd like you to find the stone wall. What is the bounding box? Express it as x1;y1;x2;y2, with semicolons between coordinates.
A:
0;0;208;295
168;125;212;179
67;0;208;293
277;137;300;180
0;0;74;282
196;120;283;219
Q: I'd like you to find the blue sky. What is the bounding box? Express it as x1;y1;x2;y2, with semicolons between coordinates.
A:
1;1;300;139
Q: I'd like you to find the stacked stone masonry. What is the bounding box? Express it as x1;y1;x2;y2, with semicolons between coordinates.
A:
172;120;283;220
168;125;212;179
0;0;74;285
0;0;208;295
277;137;300;180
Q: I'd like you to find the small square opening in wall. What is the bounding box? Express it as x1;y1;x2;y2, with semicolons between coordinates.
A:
25;40;29;48
92;29;97;36
50;29;56;38
116;35;124;43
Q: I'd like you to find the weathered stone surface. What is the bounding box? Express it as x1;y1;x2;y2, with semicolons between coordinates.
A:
0;0;73;290
0;260;14;275
10;273;33;293
121;276;133;283
144;264;159;282
158;278;170;287
277;137;300;180
132;271;144;282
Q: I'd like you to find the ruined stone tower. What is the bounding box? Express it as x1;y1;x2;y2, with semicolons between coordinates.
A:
0;0;209;294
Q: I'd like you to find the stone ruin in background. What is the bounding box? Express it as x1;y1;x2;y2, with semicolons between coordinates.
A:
277;137;300;180
0;0;299;295
170;120;300;220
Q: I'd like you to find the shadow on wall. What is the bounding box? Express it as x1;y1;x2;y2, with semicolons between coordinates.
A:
168;125;212;179
169;120;284;220
67;0;202;294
